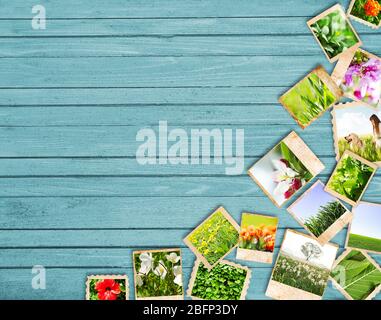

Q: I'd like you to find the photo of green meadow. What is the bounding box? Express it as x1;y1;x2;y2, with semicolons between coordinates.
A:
348;202;381;253
333;104;381;164
268;230;338;298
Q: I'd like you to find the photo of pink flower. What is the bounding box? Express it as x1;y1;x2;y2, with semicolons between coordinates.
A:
341;50;381;107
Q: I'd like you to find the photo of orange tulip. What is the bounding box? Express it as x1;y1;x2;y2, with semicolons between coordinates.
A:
238;214;278;253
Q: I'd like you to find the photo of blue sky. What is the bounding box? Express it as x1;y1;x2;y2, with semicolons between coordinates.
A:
351;203;381;239
289;181;343;223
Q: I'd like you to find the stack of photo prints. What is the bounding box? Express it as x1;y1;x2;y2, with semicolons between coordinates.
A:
85;2;381;301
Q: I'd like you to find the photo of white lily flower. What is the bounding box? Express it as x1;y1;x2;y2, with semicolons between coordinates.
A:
133;249;183;299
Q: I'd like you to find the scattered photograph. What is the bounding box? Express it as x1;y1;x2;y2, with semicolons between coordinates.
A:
332;49;381;108
347;202;381;253
187;260;251;300
86;275;129;300
332;102;381;165
266;230;338;300
348;0;381;28
325;150;377;205
236;213;278;263
133;249;183;300
331;249;381;300
248;131;325;207
288;180;352;244
279;66;342;128
307;4;362;62
183;207;239;269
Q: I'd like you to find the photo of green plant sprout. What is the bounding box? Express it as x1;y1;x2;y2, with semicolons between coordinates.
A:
331;249;381;300
184;207;239;268
349;0;381;27
333;103;381;164
326;151;376;205
347;202;381;253
280;67;340;128
267;230;338;299
288;181;350;243
86;276;128;300
133;249;183;299
308;5;361;61
189;261;250;300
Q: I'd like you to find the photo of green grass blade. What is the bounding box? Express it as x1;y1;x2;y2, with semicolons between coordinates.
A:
348;233;381;252
304;201;347;237
188;211;239;265
311;9;359;59
282;73;336;126
328;154;374;202
272;254;330;296
339;136;381;162
331;250;381;300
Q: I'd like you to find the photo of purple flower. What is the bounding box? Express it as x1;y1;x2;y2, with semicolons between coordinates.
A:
342;50;381;107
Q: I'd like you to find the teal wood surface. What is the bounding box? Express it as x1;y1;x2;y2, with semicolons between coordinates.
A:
0;0;380;300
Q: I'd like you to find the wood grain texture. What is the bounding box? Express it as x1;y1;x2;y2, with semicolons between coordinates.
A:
0;0;379;300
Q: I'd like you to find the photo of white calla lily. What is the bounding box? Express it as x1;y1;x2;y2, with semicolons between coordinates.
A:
153;260;167;279
136;274;144;287
173;266;183;286
166;252;181;264
134;249;183;299
139;252;153;275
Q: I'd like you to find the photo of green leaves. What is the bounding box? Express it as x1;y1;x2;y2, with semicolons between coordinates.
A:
184;207;239;268
349;0;381;27
189;261;249;300
326;152;376;204
133;249;183;299
309;5;360;61
331;249;381;300
280;67;339;128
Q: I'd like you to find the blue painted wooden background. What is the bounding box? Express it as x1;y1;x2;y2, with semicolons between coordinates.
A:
0;0;380;300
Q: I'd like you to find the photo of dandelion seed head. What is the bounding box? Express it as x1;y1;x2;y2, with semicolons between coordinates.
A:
341;50;381;107
310;6;360;60
348;202;381;253
239;214;278;252
271;231;338;296
190;261;249;300
280;68;338;128
87;277;128;300
327;152;375;203
133;249;183;298
350;0;381;27
185;209;239;267
249;141;313;206
288;182;348;238
334;104;381;163
331;249;381;300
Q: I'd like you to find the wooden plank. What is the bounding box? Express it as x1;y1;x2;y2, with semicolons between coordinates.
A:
0;267;354;300
0;125;336;157
0;0;351;18
1;35;379;58
0;196;319;229
0;87;298;105
0;56;333;88
0;156;337;176
1;17;380;37
0;176;379;197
